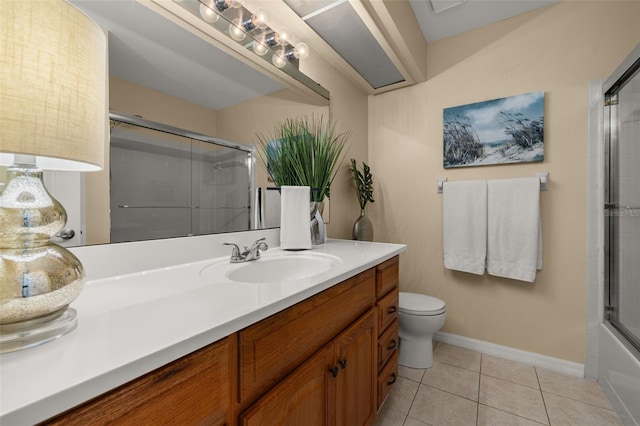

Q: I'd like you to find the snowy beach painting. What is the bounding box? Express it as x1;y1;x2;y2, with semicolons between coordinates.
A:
443;91;544;168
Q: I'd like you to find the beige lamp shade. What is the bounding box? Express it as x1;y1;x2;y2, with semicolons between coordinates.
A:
0;0;107;171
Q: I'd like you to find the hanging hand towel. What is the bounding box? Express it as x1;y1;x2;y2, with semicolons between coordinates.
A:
443;180;488;275
487;177;542;282
280;186;311;250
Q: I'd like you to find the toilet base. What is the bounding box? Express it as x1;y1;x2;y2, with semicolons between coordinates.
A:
398;336;435;369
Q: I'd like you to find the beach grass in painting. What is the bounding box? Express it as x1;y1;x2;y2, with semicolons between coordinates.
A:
443;91;544;168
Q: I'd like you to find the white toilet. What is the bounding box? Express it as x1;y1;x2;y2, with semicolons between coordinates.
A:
398;292;447;369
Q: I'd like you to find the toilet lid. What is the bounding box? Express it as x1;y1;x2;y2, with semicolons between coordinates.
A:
399;292;446;316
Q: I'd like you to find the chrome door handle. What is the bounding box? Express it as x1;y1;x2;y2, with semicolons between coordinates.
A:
57;229;76;240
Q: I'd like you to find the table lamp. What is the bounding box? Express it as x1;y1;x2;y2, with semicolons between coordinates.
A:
0;0;107;352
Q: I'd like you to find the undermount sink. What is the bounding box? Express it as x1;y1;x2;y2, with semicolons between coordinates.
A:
200;252;343;283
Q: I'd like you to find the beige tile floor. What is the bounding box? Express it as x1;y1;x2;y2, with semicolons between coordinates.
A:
375;342;622;426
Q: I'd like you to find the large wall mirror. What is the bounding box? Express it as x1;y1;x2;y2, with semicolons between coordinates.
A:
3;0;330;248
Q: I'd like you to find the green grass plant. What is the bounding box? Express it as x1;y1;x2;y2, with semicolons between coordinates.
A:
256;115;350;202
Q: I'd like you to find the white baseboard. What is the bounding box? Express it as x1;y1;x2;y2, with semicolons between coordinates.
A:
434;331;585;378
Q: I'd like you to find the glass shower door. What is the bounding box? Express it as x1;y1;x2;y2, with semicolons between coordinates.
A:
605;57;640;354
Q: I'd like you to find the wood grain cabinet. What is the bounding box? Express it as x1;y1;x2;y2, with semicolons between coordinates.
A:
375;256;400;408
42;337;235;426
41;256;401;426
240;309;377;426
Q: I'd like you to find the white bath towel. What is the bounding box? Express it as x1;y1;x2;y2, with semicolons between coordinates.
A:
487;177;542;282
280;186;311;250
443;180;488;275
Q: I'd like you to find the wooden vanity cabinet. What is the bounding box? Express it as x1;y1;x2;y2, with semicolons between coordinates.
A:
42;336;235;426
375;256;400;408
237;268;376;407
239;309;377;426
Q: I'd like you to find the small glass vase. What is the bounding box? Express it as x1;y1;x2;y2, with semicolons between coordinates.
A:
310;201;326;245
352;207;373;241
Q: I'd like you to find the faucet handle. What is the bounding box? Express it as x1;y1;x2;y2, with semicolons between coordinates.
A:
223;242;243;262
252;237;267;248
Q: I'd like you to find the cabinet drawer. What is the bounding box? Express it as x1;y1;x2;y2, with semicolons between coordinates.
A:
378;319;398;373
376;256;399;298
43;337;233;426
239;268;376;406
377;350;399;409
377;289;398;334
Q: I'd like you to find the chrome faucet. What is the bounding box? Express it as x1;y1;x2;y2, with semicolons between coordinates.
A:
223;238;268;263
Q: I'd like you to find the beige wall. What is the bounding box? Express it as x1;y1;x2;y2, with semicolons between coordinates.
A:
368;1;640;363
303;52;370;238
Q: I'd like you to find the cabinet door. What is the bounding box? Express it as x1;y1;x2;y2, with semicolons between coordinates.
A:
43;337;234;426
238;268;375;405
335;309;377;426
239;344;335;426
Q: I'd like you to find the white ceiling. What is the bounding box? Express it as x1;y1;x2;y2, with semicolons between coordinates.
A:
70;0;557;110
409;0;558;42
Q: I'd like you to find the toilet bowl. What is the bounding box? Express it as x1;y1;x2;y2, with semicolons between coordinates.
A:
398;292;446;369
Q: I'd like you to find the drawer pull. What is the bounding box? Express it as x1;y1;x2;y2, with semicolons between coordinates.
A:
387;339;397;351
329;367;339;378
387;306;397;315
386;373;397;386
339;358;347;369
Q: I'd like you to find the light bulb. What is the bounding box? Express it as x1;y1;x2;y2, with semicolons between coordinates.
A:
272;48;287;68
253;8;269;29
253;40;269;56
199;3;220;23
278;28;291;46
242;9;269;31
229;18;246;42
293;42;309;60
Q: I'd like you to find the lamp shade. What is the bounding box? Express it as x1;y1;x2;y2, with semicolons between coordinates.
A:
0;0;107;171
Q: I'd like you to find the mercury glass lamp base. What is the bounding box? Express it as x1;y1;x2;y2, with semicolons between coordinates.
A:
0;307;77;354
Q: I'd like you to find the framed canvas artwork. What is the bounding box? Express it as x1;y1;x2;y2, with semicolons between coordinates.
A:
443;91;544;168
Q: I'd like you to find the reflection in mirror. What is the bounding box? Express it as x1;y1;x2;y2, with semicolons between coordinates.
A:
109;113;255;243
23;0;332;248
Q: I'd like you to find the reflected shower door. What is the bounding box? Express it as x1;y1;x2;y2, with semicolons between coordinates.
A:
109;115;254;244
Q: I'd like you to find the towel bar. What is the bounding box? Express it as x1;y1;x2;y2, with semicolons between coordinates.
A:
437;172;549;194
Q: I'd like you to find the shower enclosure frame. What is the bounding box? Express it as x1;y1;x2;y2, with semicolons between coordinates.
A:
603;46;640;355
109;111;257;242
592;42;640;426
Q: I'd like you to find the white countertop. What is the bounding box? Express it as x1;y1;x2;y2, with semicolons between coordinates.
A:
0;238;405;425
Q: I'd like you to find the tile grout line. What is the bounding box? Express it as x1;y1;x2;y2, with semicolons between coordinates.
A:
402;359;428;426
534;366;552;426
476;402;549;426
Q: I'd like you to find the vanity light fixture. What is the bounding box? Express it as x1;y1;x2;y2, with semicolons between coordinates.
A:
199;2;219;23
229;17;247;41
176;1;309;70
214;0;243;12
0;0;107;353
272;48;288;68
288;42;310;60
253;38;269;56
272;42;309;68
242;8;269;31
